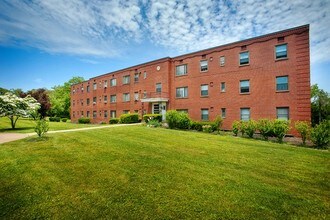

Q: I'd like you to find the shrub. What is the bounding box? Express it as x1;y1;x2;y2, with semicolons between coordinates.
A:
257;119;274;140
273;120;290;143
34;119;49;137
212;116;223;132
147;119;162;128
61;118;68;122
109;118;119;124
310;120;330;149
143;114;162;123
100;121;107;124
78;117;91;124
245;120;257;138
202;125;213;133
119;113;139;124
240;121;248;136
49;117;60;122
166;110;191;130
232;120;240;136
295;121;311;145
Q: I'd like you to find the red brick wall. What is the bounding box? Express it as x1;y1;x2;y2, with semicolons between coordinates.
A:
71;25;311;134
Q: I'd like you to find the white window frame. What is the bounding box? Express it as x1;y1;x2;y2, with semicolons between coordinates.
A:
176;64;188;76
200;60;208;72
176;87;188;98
110;78;117;86
200;84;208;96
123;93;130;102
240;108;250;121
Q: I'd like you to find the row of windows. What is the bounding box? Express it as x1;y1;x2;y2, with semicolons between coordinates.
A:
72;110;143;119
176;76;289;98
175;44;288;75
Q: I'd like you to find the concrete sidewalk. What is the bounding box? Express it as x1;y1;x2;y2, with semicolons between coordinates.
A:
0;123;141;144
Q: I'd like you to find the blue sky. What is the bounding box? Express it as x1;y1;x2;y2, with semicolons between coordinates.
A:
0;0;329;92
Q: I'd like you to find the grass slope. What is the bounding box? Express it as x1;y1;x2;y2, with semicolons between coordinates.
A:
0;117;101;133
0;126;329;219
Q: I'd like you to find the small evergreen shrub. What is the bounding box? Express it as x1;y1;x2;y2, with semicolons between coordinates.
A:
78;117;91;124
245;120;257;138
257;119;274;140
295;121;311;145
232;120;240;136
61;118;68;122
119;113;139;124
49;117;60;122
202;125;213;133
212;116;223;132
273;120;290;143
100;121;107;124
310;120;330;149
240;121;248;136
34;119;49;137
143;114;162;123
147;119;162;128
166;110;191;129
109;118;119;124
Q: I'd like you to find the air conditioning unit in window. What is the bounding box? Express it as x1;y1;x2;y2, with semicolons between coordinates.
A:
104;84;107;88
93;102;96;105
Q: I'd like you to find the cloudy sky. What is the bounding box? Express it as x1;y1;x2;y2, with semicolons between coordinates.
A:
0;0;329;92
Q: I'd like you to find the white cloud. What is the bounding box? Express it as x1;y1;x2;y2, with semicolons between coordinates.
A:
0;0;329;63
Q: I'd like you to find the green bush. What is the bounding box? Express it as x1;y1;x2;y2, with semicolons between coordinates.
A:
310;120;330;149
240;121;248;136
109;118;119;124
232;120;240;136
166;110;191;130
78;117;91;124
119;113;139;124
273;120;290;143
245;120;257;138
295;121;311;145
190;121;208;131
143;114;162;123
61;118;68;122
34;119;49;137
202;124;213;133
49;117;60;122
147;119;162;128
257;119;274;140
213;116;223;132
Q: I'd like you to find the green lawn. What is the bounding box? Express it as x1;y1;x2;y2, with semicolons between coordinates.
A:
0;126;329;219
0;117;103;133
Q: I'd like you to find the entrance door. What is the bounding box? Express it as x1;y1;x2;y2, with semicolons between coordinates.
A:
152;103;160;114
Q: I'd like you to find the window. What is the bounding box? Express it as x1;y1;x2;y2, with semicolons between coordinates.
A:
87;98;90;105
87;111;90;118
143;90;147;98
275;44;287;59
81;111;84;116
221;108;226;118
123;93;130;102
156;83;162;93
134;92;139;101
104;95;107;103
221;82;226;92
240;80;250;93
110;95;116;103
276;76;288;91
93;97;97;104
123;75;130;84
144;71;147;79
104;80;108;88
240;108;250;121
73;111;75;118
123;110;129;114
277;107;289;120
200;60;208;72
87;85;90;92
134;73;139;83
80;99;84;106
176;64;187;76
93;83;97;90
110;110;116;118
93;111;97;118
104;110;108;118
239;51;249;65
177;109;188;113
176;87;188;98
201;109;209;121
201;84;208;96
110;78;116;86
220;56;225;66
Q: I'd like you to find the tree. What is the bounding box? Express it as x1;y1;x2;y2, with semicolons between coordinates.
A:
0;93;40;129
27;88;51;118
311;84;330;126
0;87;10;95
49;76;84;118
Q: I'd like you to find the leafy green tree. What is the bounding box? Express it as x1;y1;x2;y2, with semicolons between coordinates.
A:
0;93;40;129
49;76;84;118
311;84;330;126
0;87;10;95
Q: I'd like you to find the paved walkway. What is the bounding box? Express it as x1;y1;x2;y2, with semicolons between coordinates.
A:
0;123;141;144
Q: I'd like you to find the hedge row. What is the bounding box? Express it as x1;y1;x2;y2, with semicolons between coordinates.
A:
143;114;162;123
119;113;139;124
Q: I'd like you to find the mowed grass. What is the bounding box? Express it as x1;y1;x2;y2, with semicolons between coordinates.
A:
0;126;329;219
0;117;102;133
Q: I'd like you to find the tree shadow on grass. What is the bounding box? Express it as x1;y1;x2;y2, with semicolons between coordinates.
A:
0;127;33;133
26;136;52;142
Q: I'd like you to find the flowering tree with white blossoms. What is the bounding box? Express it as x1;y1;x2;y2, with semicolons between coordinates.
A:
0;93;40;129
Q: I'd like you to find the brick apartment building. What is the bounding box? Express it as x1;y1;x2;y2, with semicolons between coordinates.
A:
71;24;311;131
